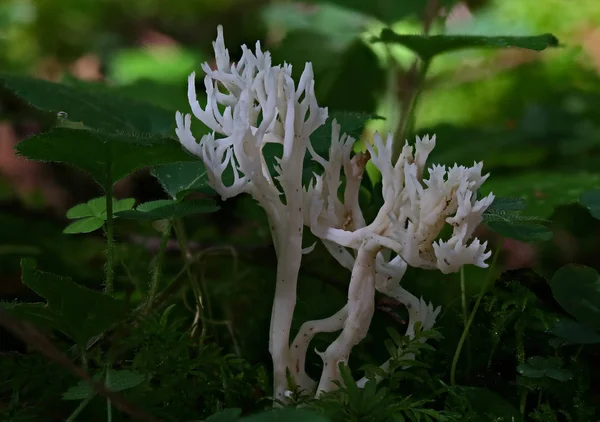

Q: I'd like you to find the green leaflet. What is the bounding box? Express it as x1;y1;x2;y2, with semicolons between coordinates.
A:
1;259;128;346
374;30;559;60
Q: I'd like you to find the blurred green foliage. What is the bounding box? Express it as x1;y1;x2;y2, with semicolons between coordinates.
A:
0;0;600;420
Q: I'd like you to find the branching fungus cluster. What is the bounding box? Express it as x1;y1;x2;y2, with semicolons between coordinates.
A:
175;26;495;402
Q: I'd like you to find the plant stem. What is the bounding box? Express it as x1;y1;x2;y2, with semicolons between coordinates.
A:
105;366;112;422
459;266;473;378
173;219;207;342
107;397;113;422
144;219;172;315
104;184;115;295
66;393;96;422
450;237;503;386
519;389;528;416
81;348;88;371
392;58;431;161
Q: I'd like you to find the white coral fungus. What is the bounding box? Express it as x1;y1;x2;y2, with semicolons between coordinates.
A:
175;25;495;402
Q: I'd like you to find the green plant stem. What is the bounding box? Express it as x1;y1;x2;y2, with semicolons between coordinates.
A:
173;219;207;341
143;219;172;315
66;393;96;422
520;389;528;416
106;366;113;422
104;184;115;295
81;348;88;371
450;237;503;386
392;58;431;161
459;267;473;378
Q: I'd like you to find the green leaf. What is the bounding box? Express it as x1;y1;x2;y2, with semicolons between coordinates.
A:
374;29;559;60
487;197;527;212
151;161;214;200
64;197;136;234
113;198;136;213
306;0;451;25
580;189;600;219
18;258;128;345
262;2;369;47
16;128;194;188
66;202;97;219
550;264;600;331
482;171;600;217
205;408;243;422
240;408;330;422
516;364;545;378
486;221;553;242
338;363;362;405
458;387;523;422
62;369;145;400
272;33;385;114
1;73;174;135
63;217;105;234
548;317;600;344
67;197;136;220
109;46;201;85
517;356;572;381
62;374;101;400
0;302;60;331
115;198;219;220
105;369;146;392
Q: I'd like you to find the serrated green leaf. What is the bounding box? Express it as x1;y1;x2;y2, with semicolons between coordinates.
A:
63;217;105;234
1;73;173;135
115;198;219;221
580;189;600;219
374;30;559;60
487;197;527;212
486;221;553;242
205;408;242;422
16;128;194;188
550;265;600;331
19;258;128;345
151;161;214;200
